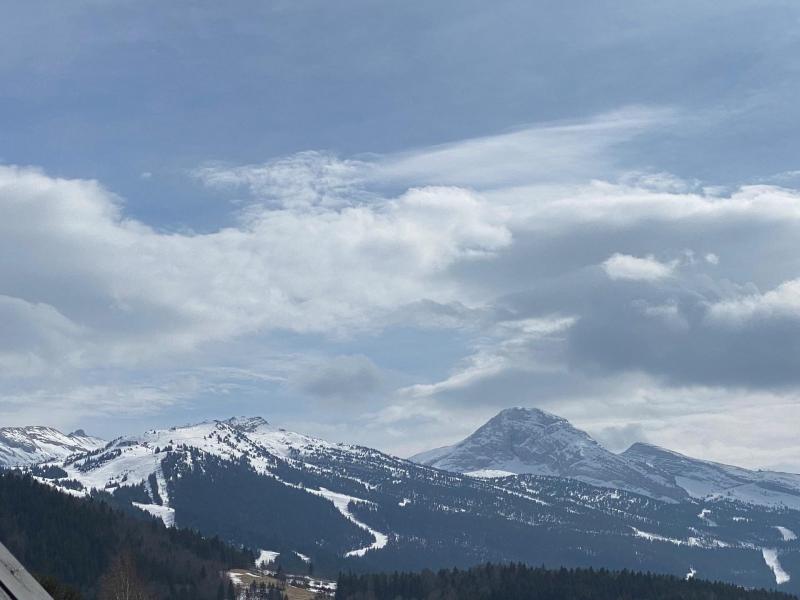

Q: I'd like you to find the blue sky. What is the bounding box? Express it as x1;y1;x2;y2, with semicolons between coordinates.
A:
3;0;800;470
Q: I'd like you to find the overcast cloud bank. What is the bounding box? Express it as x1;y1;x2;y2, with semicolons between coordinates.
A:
1;107;800;471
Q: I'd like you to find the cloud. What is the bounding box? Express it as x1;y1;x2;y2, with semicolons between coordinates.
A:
483;182;800;237
376;107;672;188
193;151;371;210
708;278;800;325
401;316;576;400
602;253;676;281
0;164;510;370
0;383;183;429
0;160;513;427
591;422;650;453
0;295;85;377
5;108;800;471
292;355;384;401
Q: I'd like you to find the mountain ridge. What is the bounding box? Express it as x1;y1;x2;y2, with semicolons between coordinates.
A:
622;441;800;510
8;410;800;592
410;407;800;508
0;425;105;468
410;407;683;501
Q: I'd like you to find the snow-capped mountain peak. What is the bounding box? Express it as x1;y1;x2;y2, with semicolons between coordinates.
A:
425;406;599;473
13;411;800;593
53;417;352;502
411;406;604;474
411;407;582;468
0;425;105;468
411;407;685;500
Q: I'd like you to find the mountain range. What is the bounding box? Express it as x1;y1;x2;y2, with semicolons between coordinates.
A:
0;425;104;468
3;408;800;593
412;406;800;510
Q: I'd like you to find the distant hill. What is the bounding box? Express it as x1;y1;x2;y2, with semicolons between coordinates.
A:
0;472;254;599
0;426;104;468
335;563;799;600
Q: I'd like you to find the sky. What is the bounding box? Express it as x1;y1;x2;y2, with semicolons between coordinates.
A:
2;0;800;471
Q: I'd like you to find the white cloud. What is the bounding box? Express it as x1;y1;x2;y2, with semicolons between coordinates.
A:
486;182;800;234
0;165;511;376
401;316;575;399
602;253;676;281
193;151;371;210
0;383;183;428
574;385;800;472
377;107;671;188
0;295;85;377
6;108;800;468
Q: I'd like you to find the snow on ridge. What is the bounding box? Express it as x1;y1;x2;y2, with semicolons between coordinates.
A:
466;469;516;478
626;443;800;510
154;462;170;505
630;527;728;549
775;526;797;541
132;502;175;527
631;527;686;546
410;407;686;502
762;548;791;585
45;416;394;557
308;487;388;557
256;550;280;567
697;508;716;526
57;417;331;496
0;425;105;467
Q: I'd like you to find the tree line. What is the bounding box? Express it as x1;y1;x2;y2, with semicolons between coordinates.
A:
335;562;798;600
0;472;254;599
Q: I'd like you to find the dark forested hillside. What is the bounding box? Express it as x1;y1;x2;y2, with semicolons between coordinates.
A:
336;563;798;600
0;472;254;600
164;449;372;558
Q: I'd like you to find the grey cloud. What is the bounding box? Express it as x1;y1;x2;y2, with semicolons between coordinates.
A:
566;291;800;388
494;268;800;389
436;181;800;391
293;355;384;401
5;0;800;473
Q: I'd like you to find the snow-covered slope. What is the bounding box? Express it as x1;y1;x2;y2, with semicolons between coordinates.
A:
623;442;800;510
411;407;800;510
0;426;105;468
17;413;800;593
410;407;685;501
55;416;351;496
45;417;389;557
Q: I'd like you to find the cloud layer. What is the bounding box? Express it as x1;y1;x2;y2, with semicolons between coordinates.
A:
2;109;800;471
